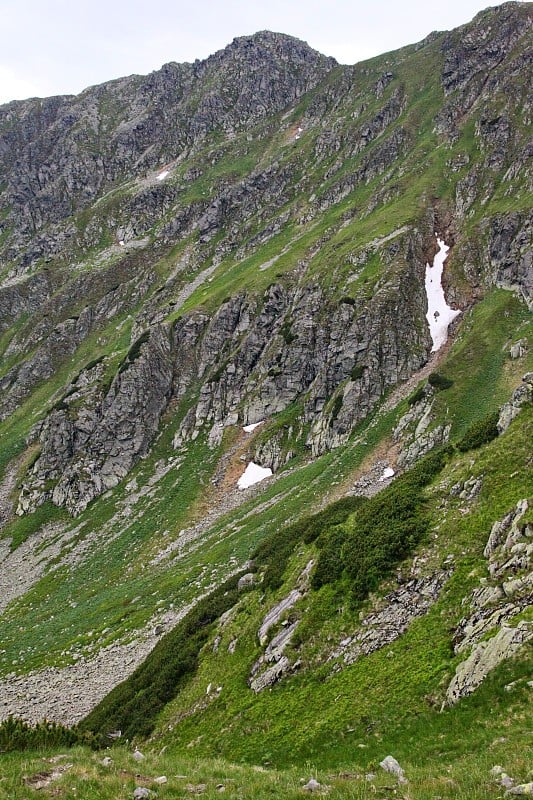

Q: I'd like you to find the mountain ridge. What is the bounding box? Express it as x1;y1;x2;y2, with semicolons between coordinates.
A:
0;5;531;797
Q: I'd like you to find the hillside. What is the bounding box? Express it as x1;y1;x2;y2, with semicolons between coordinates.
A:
0;3;531;798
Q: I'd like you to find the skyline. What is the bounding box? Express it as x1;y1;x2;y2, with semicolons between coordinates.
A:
0;0;514;105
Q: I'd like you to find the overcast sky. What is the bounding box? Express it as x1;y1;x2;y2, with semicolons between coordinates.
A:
0;0;519;105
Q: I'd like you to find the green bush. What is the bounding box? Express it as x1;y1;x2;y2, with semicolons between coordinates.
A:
0;716;94;753
252;496;366;592
456;411;500;452
407;386;426;406
350;364;364;381
339;296;356;306
313;448;449;599
428;372;453;390
312;526;348;589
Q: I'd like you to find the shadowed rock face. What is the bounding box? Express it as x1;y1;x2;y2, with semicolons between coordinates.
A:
2;4;532;517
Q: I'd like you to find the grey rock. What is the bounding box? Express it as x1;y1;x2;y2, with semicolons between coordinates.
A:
303;778;321;792
379;755;406;782
237;573;256;591
446;622;532;704
133;789;151;799
498;375;533;434
506;785;533;797
332;570;451;665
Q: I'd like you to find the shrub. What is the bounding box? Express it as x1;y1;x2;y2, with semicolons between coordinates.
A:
252;495;366;592
312;526;348;589
0;716;94;752
280;321;296;345
313;448;449;600
456;411;500;452
428;372;453;390
339;296;356;306
407;386;426;406
350;364;364;381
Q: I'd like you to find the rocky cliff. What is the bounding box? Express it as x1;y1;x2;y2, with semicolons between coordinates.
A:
2;2;531;518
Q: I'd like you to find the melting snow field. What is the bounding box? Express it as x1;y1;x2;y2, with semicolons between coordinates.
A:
237;462;272;489
379;467;395;481
425;236;461;352
243;421;265;433
156;169;170;181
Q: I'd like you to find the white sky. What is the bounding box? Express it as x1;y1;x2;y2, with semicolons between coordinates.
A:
0;0;520;105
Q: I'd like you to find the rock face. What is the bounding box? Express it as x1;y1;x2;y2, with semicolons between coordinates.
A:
0;33;335;276
446;500;533;704
498;373;533;434
330;570;452;666
0;3;529;517
19;325;174;515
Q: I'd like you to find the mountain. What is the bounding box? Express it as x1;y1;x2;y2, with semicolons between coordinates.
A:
0;4;531;798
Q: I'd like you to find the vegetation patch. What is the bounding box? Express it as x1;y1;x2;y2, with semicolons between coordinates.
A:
313;447;450;598
456;411;500;452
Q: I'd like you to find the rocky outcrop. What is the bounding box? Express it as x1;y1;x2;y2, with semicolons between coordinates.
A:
0;33;335;274
330;570;452;666
248;561;313;692
488;213;533;308
447;499;533;703
446;622;531;705
19;325;174;515
498;373;533;434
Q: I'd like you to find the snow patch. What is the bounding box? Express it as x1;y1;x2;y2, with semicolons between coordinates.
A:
237;462;272;489
425;236;461;352
379;467;395;481
156;169;170;181
243;421;265;433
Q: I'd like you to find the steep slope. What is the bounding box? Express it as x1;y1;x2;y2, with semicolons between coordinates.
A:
0;4;531;792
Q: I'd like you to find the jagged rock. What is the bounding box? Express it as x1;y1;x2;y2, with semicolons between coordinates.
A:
510;339;528;359
498;374;533;433
303;778;322;792
132;749;145;761
237;573;256;590
133;789;151;799
249;656;291;693
483;500;529;561
379;755;407;782
506;785;533;796
257;590;302;646
446;622;532;704
331;570;451;665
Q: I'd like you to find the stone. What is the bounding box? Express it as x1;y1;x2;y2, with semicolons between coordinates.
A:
101;756;113;767
154;776;168;784
303;777;321;791
237;573;256;590
506;785;533;796
133;749;145;761
379;755;406;782
133;789;151;799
